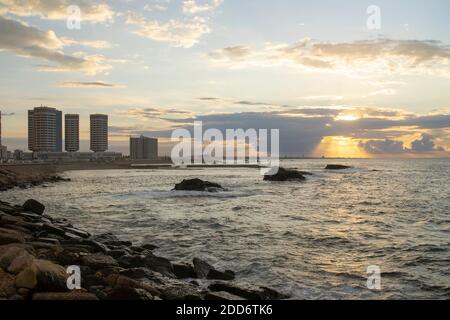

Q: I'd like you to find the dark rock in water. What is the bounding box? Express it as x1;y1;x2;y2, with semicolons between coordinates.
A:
173;263;196;279
208;282;289;300
173;178;223;192
144;254;174;278
207;269;235;281
193;257;213;278
263;167;307;182
192;258;235;281
23;199;45;215
325;164;352;170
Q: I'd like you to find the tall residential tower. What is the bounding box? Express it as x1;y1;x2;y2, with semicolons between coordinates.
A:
90;114;108;152
28;107;62;152
65;114;80;152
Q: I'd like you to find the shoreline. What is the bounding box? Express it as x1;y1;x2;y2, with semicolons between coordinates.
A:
0;197;288;300
0;165;288;300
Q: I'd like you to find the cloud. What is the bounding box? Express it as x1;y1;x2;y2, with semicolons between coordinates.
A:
198;97;219;100
0;112;15;116
410;133;439;153
61;38;112;49
359;139;406;154
0;16;112;75
182;0;223;15
121;107;192;119
144;0;171;12
359;134;444;154
208;38;450;77
0;0;114;23
126;13;210;48
59;81;125;88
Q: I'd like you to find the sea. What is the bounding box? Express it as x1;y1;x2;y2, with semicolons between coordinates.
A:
2;159;449;299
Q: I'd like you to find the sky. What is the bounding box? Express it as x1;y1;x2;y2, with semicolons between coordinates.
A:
0;0;449;157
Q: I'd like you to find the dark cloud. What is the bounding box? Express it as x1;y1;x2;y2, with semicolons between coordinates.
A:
410;134;437;153
359;139;406;154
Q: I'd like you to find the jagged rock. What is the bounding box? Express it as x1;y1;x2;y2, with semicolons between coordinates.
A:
15;259;68;291
264;167;307;182
207;269;235;281
81;253;118;270
193;257;212;278
173;178;223;192
32;291;98;300
325;164;352;170
144;254;175;278
193;258;235;280
208;282;289;300
173;263;196;279
23;199;45;215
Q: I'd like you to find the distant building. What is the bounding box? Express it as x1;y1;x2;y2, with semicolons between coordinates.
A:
28;106;63;152
130;135;158;160
13;149;24;161
0;146;7;161
65;114;79;152
90;114;108;152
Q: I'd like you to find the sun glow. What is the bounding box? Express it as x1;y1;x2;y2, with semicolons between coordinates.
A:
335;115;360;121
312;136;369;158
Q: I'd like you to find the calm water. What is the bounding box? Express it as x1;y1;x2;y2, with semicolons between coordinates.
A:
2;159;450;299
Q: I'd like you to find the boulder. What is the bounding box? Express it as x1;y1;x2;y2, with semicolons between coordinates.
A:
325;164;352;170
23;199;45;215
81;253;119;270
15;259;68;291
193;258;235;280
264;167;306;182
144;254;175;278
32;291;98;300
207;269;235;281
173;178;223;192
192;257;213;278
173;263;196;279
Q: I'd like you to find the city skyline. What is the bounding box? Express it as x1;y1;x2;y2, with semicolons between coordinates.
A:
0;0;449;157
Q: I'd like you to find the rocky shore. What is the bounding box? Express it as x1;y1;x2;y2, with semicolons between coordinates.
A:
0;166;69;192
0;199;288;301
